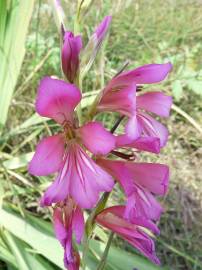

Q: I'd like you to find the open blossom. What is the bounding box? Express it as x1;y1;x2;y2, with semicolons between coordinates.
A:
97;158;169;221
53;198;84;269
97;63;172;146
29;76;115;209
96;206;160;264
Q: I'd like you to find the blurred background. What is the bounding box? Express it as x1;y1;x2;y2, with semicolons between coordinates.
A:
0;0;202;269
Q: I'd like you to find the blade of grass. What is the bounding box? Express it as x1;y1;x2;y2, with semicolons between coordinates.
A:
0;0;35;129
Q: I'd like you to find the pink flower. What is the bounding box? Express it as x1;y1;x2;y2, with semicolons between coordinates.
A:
97;158;169;221
96;206;160;264
61;31;82;83
95;16;112;43
97;63;172;146
53;198;84;269
125;91;173;146
80;16;112;76
29;76;115;208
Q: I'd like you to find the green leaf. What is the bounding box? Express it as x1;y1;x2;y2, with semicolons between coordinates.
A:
172;80;183;101
0;236;17;268
187;79;202;96
3;152;34;170
90;240;167;270
18;113;48;130
0;207;64;268
0;0;35;128
1;230;57;270
0;207;99;269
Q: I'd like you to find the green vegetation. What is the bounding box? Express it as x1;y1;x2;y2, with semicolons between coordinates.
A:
0;0;202;269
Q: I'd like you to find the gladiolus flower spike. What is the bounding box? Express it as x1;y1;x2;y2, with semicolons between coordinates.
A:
29;8;172;270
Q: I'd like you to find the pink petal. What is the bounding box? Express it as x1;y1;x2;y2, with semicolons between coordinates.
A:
29;134;65;176
115;62;172;85
137;91;172;117
53;208;67;248
137;112;169;147
72;206;84;244
125;115;142;140
69;143;114;208
77;121;115;155
131;217;160;235
126;162;169;195
80;16;111;76
62;32;82;83
41;142;114;208
36;77;81;124
40;172;70;207
96;206;160;265
97;158;164;220
129;137;160;153
64;232;73;264
116;136;160;154
97;158;169;195
95;16;112;42
98;84;136;116
125;188;163;221
40;149;73;206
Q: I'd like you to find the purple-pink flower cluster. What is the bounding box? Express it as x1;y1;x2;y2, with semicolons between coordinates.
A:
29;15;172;269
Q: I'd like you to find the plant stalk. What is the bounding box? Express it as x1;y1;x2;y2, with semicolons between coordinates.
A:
96;232;114;270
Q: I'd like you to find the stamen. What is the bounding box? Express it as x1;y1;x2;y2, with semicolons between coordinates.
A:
63;121;75;140
137;85;143;92
111;150;136;160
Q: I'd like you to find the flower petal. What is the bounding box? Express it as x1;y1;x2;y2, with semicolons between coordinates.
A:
78;121;115;155
53;208;67;248
62;32;82;83
28;134;65;176
80;16;112;77
96;206;160;265
125;115;142;140
41;142;114;208
138;112;169;147
72;206;84;244
95;16;112;42
69;143;114;208
40;149;73;206
98;85;136;116
125;188;163;221
137;91;172;117
97;158;169;195
36;77;81;124
114;62;172;85
126;162;169;195
116;136;160;154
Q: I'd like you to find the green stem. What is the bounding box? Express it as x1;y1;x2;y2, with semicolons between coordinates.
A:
82;234;90;270
82;192;110;270
74;2;83;124
75;75;83;124
96;232;114;270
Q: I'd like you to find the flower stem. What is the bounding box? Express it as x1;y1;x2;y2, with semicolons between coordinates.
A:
96;232;114;270
82;192;110;270
110;115;125;133
82;116;124;269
